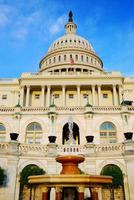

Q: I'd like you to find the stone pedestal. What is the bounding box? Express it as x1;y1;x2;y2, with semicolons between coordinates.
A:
47;143;57;157
85;143;95;156
124;141;134;155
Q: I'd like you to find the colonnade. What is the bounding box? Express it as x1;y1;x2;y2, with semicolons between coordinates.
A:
20;84;122;107
41;186;99;200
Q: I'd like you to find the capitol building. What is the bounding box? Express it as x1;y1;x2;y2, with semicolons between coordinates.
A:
0;11;134;200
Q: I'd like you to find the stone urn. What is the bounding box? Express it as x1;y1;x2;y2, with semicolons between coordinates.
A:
48;136;57;143
86;135;94;143
10;133;19;141
124;132;133;140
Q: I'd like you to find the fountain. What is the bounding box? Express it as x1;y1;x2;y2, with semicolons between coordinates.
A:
28;117;112;200
65;116;76;144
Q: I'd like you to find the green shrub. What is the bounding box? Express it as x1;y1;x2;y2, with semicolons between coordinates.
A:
20;165;45;187
101;164;123;188
0;167;6;186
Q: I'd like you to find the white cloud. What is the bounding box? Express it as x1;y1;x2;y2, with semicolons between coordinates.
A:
12;11;42;40
0;4;11;27
49;15;66;35
13;27;28;40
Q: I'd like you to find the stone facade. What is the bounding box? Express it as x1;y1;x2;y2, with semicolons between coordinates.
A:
0;12;134;200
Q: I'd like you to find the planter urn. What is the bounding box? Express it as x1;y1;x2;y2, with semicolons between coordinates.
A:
124;132;133;140
86;135;94;143
10;133;19;141
48;136;57;143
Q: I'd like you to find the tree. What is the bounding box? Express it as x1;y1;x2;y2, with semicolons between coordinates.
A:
101;164;123;188
0;167;6;186
19;165;45;200
20;165;45;187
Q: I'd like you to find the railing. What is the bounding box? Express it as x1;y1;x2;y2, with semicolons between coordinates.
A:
0;142;9;150
0;142;128;156
57;145;87;155
0;107;15;112
0;106;134;113
19;143;48;154
21;107;49;112
92;106;121;112
57;106;84;112
95;143;125;153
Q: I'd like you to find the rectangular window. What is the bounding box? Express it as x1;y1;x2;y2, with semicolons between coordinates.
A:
35;94;40;99
103;93;108;99
69;94;74;99
83;94;88;99
2;95;7;100
53;94;59;99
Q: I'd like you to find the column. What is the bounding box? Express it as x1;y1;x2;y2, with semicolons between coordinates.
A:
97;85;101;106
42;187;49;200
41;85;45;107
46;85;51;106
91;188;99;200
118;85;123;104
77;187;84;200
7;142;19;200
20;86;24;106
56;187;62;200
26;86;30;107
113;85;117;105
62;85;66;106
92;85;96;105
77;85;80;106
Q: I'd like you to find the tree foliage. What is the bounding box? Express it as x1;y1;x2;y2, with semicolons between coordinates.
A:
101;164;123;188
0;167;6;186
20;165;45;187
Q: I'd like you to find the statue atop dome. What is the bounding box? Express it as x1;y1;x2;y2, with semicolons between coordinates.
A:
68;11;73;22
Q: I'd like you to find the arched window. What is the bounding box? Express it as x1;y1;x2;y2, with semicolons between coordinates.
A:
64;55;66;61
0;123;6;142
75;55;78;61
58;56;61;62
100;122;117;144
62;122;80;145
25;122;43;144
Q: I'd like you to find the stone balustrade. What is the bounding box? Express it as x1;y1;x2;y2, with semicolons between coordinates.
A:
0;142;129;156
19;143;48;155
0;106;134;114
0;142;9;150
57;144;87;155
95;143;125;154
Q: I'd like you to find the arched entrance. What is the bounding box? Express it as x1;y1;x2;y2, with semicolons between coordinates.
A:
62;122;80;144
100;164;125;200
19;164;45;200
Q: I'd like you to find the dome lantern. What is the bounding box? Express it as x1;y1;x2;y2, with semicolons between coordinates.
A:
65;11;77;34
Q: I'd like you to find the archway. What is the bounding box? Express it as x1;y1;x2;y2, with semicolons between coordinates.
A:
19;164;45;200
62;122;80;144
101;164;125;200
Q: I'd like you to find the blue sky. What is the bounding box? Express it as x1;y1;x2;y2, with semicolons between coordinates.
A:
0;0;134;78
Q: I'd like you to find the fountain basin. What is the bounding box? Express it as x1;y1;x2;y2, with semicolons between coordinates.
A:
56;155;85;174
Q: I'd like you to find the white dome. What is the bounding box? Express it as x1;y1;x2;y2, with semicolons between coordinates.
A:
48;34;95;53
39;12;103;74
